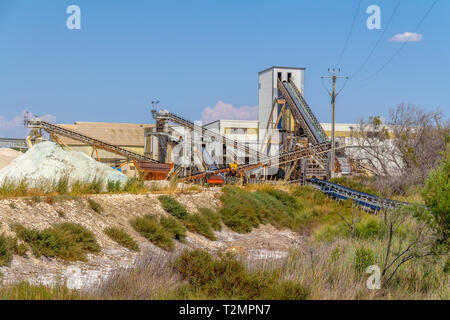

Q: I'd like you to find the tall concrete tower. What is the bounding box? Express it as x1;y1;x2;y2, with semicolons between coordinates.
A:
258;66;305;131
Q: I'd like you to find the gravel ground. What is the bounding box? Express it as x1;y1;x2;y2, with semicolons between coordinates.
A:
0;190;303;290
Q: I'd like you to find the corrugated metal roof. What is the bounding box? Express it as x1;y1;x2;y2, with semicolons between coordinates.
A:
57;122;155;147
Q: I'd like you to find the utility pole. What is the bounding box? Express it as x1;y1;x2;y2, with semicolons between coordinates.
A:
321;68;348;179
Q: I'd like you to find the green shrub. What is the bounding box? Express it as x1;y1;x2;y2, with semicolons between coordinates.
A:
184;214;216;241
160;216;186;242
354;246;375;273
87;198;103;213
173;250;310;300
315;216;386;242
13;223;100;262
198;208;222;231
106;180;122;193
104;227;139;252
218;186;302;233
422;145;450;248
355;217;385;239
130;215;174;251
158;196;188;220
314;222;350;242
0;234;17;266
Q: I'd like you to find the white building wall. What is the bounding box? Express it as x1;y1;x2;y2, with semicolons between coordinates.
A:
258;67;305;133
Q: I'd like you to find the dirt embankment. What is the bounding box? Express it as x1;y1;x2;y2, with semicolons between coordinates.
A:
0;191;302;290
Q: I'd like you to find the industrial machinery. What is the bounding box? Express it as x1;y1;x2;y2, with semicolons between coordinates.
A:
148;69;335;184
24;116;172;180
308;178;409;211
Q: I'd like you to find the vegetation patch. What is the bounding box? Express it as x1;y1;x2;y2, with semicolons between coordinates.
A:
198;208;222;231
354;246;375;273
0;282;86;300
0;178;28;198
315;216;388;242
107;180;122;193
70;177;104;195
87;198;103;213
130;215;174;251
13;223;101;262
158;196;217;240
158;196;189;220
172;250;310;300
104;227;139;252
184;214;216;241
160;216;186;242
122;178;147;193
219;185;358;234
0;234;17;267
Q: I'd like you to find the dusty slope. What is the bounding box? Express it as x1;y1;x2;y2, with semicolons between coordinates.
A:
0;191;302;289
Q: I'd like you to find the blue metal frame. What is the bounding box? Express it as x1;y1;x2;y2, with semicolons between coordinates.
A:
308;178;409;211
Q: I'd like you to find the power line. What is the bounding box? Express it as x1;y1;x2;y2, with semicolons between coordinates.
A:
351;0;401;79
359;0;438;82
335;0;363;67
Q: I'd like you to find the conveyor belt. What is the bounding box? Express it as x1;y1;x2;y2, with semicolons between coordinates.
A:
308;178;409;211
184;142;331;181
152;110;267;161
277;79;329;144
25;118;159;163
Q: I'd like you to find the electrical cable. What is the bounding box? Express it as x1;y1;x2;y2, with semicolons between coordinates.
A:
351;0;402;79
359;0;438;82
336;0;363;67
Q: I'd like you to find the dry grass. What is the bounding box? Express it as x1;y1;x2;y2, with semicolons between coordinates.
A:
0;176;150;199
0;282;88;300
89;232;448;300
92;250;182;300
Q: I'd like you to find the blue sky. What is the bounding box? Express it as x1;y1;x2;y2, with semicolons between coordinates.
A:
0;0;448;137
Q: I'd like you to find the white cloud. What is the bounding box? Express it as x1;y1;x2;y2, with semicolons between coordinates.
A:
389;32;423;42
201;101;257;124
0;110;56;138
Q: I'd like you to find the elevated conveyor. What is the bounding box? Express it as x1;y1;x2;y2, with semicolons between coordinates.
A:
277;78;329;144
184;142;332;181
152;110;267;161
25;118;160;163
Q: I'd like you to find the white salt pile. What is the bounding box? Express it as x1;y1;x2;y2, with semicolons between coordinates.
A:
0;148;23;170
0;141;127;188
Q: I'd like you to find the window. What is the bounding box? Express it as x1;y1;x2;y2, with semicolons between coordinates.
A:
277;72;282;80
287;72;292;82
